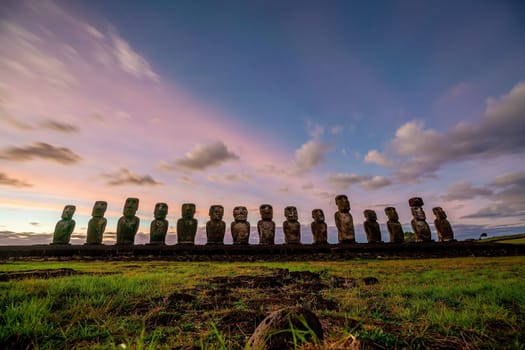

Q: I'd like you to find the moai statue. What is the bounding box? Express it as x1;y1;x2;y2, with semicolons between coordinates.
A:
257;204;275;244
334;195;355;243
311;209;327;244
363;209;382;243
177;203;198;244
409;197;432;242
206;205;226;244
150;203;168;245
384;207;404;243
231;206;250;244
51;205;76;244
85;201;107;245
283;206;301;244
433;207;455;242
116;197;140;245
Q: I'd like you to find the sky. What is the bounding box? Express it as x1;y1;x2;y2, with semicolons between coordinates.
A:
1;0;524;244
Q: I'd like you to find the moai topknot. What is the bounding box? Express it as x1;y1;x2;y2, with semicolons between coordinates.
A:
231;206;250;244
177;203;198;244
150;203;168;245
334;195;355;243
116;197;140;245
433;207;455;242
283;206;301;244
85;201;107;245
363;209;382;243
311;209;328;244
51;205;76;244
409;197;432;242
206;205;226;244
258;204;275;244
384;207;404;243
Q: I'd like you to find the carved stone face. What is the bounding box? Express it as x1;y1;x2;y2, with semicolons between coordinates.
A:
233;206;248;221
411;207;426;220
364;209;377;221
92;201;107;217
182;203;196;219
312;209;324;222
154;203;168;220
433;207;447;219
385;207;399;221
209;205;224;220
260;204;273;220
335;195;350;212
285;206;298;221
62;205;76;220
123;198;139;217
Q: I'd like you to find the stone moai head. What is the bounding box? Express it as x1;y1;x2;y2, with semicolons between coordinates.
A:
285;206;298;221
432;207;447;220
408;197;424;207
364;209;377;221
62;205;76;220
260;204;273;220
312;209;325;223
335;195;350;213
209;205;224;221
123;197;139;217
91;201;107;217
154;202;168;220
409;197;425;220
182;203;196;219
233;206;248;221
384;207;399;221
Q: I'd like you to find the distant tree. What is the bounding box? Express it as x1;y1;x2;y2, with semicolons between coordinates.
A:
479;232;488;240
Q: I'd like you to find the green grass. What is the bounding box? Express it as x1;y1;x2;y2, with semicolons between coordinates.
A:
1;257;524;349
480;233;525;244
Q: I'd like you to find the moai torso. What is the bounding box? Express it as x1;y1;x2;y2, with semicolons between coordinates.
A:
231;206;250;244
334;195;355;243
150;203;168;245
433;207;454;242
86;201;107;244
409;197;432;242
384;207;404;243
257;204;275;244
52;205;76;244
283;206;301;244
177;203;198;244
311;209;327;244
363;209;382;243
117;198;140;245
206;205;226;244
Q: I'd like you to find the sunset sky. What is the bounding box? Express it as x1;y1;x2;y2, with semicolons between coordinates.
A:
1;0;524;243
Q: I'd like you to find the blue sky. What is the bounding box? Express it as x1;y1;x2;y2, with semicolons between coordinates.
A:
1;0;524;243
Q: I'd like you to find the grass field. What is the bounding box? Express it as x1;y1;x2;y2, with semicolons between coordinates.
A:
1;257;524;349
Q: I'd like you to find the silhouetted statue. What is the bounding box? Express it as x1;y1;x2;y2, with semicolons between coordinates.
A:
409;197;432;242
384;207;404;243
334;195;355;243
177;203;198;244
206;205;226;244
150;203;168;245
363;209;382;243
116;197;140;245
283;206;301;244
231;206;250;244
433;207;455;242
311;209;327;244
85;201;107;245
52;205;76;244
258;204;275;244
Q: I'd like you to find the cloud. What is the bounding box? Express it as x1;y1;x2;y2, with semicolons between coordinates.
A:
327;173;392;191
301;183;314;190
306;120;325;139
40;119;78;133
294;140;331;174
207;173;252;184
0;172;33;188
330;125;343;135
360;176;393;190
104;168;162;186
364;149;394;167
162;141;239;172
441;182;493;201
0;142;81;164
29;222;40;226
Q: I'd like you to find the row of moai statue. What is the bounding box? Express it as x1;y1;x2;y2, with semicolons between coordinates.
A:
51;195;455;245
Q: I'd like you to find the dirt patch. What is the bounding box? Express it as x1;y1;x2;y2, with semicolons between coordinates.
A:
0;268;118;281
